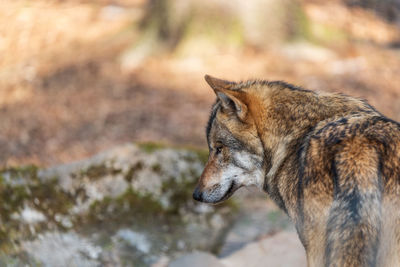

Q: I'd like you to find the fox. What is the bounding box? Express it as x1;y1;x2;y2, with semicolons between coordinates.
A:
193;75;400;267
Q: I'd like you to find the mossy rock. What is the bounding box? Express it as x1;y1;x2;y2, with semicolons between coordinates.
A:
0;143;237;266
138;141;209;164
0;165;75;251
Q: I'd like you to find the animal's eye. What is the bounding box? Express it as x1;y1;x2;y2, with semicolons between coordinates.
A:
215;146;223;154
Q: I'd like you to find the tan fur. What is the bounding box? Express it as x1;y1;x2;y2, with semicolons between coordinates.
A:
194;75;400;266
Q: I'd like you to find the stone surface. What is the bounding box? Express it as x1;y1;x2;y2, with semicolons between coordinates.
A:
219;189;292;257
169;251;226;267
22;232;102;267
168;230;306;267
0;143;236;266
221;231;306;267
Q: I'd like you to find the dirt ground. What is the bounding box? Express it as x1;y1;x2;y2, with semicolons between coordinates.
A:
1;0;400;167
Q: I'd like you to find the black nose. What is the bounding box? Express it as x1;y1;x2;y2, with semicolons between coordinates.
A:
192;187;203;202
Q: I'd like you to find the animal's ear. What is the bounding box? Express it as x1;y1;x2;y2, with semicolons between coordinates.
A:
204;74;247;121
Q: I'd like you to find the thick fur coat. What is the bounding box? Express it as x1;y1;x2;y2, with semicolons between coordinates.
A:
193;75;400;267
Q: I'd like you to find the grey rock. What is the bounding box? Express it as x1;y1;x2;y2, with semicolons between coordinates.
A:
114;229;152;254
219;189;291;257
169;251;226;267
1;143;236;266
221;231;306;267
22;232;102;267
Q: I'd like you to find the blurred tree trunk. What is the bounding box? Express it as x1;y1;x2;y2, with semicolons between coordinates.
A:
121;0;306;68
137;0;306;49
139;0;186;50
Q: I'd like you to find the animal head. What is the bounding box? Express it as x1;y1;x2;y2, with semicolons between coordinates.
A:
193;75;266;204
193;75;379;204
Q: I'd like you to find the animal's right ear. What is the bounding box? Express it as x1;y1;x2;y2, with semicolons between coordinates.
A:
204;74;247;120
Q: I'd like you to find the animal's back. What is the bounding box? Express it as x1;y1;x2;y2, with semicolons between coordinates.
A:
302;114;400;266
372;118;400;266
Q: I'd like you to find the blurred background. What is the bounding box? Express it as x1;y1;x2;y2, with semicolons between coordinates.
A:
1;0;400;266
1;0;400;167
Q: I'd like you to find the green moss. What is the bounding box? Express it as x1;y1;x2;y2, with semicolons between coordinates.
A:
0;185;28;220
0;165;39;222
30;179;74;220
137;141;208;164
162;177;197;214
137;142;168;153
0;165;75;251
125;161;144;182
80;164;122;180
151;163;162;173
0;251;42;267
85;188;165;225
0;165;39;180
